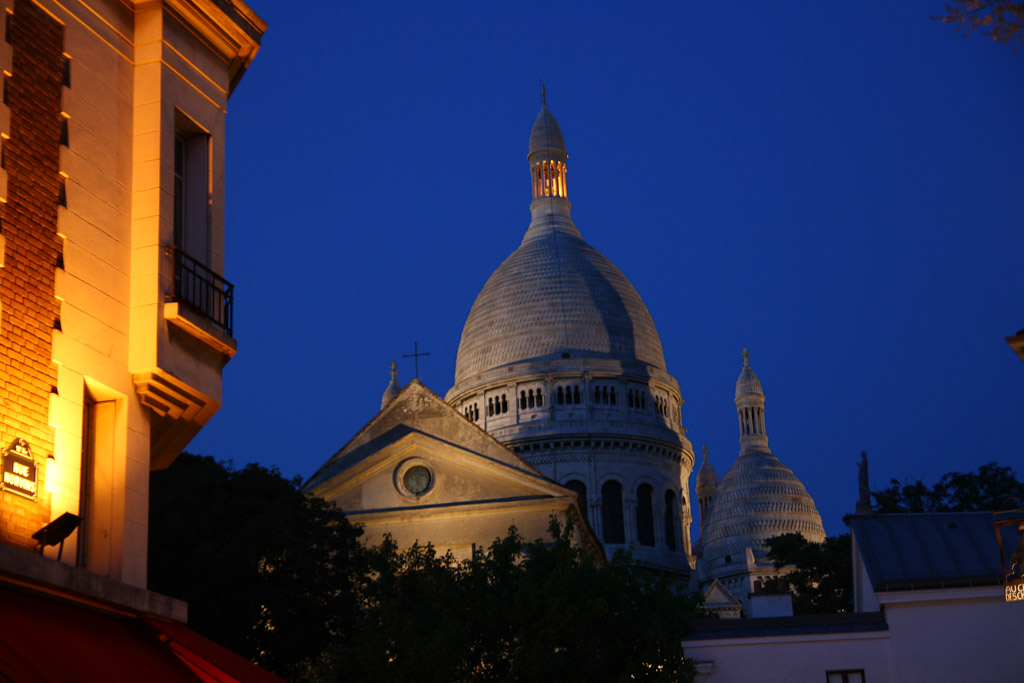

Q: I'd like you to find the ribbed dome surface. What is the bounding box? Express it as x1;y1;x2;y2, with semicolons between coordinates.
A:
702;451;825;561
696;457;719;493
735;364;763;400
453;230;667;385
529;106;565;160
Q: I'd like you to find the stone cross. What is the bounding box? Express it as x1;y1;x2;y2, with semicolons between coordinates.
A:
402;342;430;379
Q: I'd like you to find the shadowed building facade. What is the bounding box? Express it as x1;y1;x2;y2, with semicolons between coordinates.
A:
0;1;277;678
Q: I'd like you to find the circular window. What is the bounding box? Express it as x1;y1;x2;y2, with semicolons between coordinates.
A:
403;465;431;495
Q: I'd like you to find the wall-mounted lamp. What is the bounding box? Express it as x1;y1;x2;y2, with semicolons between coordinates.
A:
32;512;81;561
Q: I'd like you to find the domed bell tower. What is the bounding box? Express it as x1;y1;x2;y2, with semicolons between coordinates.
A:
447;94;695;576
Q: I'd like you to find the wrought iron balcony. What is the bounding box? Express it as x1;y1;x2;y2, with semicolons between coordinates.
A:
165;246;233;337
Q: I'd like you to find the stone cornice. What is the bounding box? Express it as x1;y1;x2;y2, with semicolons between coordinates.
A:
162;0;266;93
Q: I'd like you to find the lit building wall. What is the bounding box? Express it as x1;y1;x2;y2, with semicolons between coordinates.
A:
0;0;263;589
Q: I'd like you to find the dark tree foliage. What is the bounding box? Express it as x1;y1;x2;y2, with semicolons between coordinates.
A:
307;519;700;683
936;1;1024;51
872;461;1024;513
766;533;853;614
148;453;366;680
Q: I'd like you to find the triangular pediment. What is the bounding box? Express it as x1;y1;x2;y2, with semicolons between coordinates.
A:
702;579;743;616
304;381;572;514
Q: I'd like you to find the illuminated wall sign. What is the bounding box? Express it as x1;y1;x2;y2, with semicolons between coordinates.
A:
2;439;38;501
1006;581;1024;603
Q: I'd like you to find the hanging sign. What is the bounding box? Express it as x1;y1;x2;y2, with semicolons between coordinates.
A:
3;439;38;500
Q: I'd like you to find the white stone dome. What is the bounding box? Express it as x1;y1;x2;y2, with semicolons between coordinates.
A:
735;357;763;400
701;450;825;565
696;453;719;494
380;360;402;410
453;231;667;385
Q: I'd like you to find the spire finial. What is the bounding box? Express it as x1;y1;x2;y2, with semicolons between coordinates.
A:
742;347;749;367
389;359;397;380
541;80;546;106
702;444;709;461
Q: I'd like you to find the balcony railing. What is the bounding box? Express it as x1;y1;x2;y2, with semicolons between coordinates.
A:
166;246;233;336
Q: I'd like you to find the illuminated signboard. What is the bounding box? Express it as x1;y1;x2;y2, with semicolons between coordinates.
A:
2;439;38;501
995;509;1024;604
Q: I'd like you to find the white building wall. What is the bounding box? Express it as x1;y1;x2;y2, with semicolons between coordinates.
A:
882;587;1024;683
683;631;893;682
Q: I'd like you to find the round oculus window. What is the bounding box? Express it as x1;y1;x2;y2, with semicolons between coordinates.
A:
403;465;431;495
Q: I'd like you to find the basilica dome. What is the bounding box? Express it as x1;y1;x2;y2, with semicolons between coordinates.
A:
700;355;825;572
453;103;666;387
700;450;825;561
445;98;694;577
453;231;667;385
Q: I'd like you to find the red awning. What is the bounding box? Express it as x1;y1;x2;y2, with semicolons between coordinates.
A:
0;585;282;682
143;616;283;683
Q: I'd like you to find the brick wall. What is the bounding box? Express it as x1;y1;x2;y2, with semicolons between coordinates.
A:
0;0;66;548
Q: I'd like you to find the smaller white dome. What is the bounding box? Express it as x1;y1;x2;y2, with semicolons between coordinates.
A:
734;348;763;400
381;360;402;410
696;447;719;495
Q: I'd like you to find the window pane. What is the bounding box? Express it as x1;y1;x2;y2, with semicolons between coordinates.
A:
602;481;624;544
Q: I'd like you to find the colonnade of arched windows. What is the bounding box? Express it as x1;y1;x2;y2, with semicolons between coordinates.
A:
487;394;509;417
470;383;678;419
739;406;765;435
556;385;582;405
592;385;617;405
518;388;544;410
627;389;648;410
463;403;480;421
566;479;683;552
531;159;567;199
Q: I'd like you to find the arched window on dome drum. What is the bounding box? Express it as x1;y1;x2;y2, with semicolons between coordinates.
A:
501;395;508;413
488;398;494;417
637;484;655;547
601;481;624;544
528;389;535;408
520;391;526;410
610;387;616;405
664;490;678;551
573;386;581;404
536;388;543;407
566;480;587;518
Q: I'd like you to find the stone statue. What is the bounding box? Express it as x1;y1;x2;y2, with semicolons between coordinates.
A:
856;451;872;515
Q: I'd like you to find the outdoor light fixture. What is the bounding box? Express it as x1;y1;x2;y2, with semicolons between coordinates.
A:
994;500;1024;603
32;512;81;561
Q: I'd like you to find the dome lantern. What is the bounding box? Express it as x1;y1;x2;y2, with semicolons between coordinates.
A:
735;348;769;454
528;87;568;201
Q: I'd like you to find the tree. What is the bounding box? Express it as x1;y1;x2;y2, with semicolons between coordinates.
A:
309;519;700;683
148;453;367;680
936;1;1024;52
872;461;1024;513
766;533;853;614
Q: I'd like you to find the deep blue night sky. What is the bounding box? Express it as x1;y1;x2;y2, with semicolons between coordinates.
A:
189;2;1024;536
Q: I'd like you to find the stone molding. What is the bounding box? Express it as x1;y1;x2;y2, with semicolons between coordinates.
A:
132;368;219;425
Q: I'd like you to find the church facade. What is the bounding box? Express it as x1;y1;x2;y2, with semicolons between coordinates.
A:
309;99;824;605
